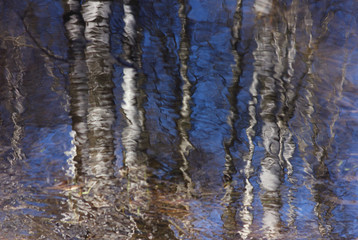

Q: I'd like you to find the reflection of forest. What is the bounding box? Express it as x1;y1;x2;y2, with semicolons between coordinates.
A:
221;0;356;239
0;0;357;239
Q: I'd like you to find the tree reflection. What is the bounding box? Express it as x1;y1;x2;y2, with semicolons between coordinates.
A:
221;0;244;238
121;0;149;212
2;34;26;167
84;0;116;178
253;0;299;238
120;0;178;238
254;1;283;237
63;0;89;180
294;3;339;237
252;0;344;238
62;1;133;238
176;0;195;196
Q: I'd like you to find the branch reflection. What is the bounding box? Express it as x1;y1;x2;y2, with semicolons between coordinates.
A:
3;37;26;166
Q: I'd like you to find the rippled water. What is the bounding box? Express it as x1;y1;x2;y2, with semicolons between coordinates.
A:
1;0;358;239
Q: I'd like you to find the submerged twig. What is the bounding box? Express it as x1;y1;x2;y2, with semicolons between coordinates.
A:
167;219;187;236
81;180;98;195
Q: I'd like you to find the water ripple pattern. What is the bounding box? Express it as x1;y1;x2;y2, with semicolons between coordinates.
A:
0;0;357;239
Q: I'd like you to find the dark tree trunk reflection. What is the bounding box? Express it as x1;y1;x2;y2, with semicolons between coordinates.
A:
221;0;244;238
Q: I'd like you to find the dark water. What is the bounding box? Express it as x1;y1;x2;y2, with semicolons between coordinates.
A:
1;0;358;239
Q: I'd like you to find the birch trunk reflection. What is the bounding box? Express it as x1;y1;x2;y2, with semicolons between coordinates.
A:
84;1;116;179
120;1;177;238
121;0;150;214
63;0;89;179
62;1;133;238
239;76;257;239
239;0;258;236
222;0;242;183
254;0;306;236
254;1;283;237
277;0;298;228
0;0;357;238
177;0;194;195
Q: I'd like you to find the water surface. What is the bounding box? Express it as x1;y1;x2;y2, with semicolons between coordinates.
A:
0;0;358;239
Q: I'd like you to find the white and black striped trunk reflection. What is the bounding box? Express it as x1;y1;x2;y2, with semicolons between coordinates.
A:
83;1;116;179
61;1;134;238
254;2;284;237
63;0;89;179
120;1;179;238
121;0;150;214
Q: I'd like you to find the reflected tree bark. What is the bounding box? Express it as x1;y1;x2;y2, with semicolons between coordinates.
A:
121;0;149;214
63;0;89;180
0;5;28;167
294;4;338;237
277;0;299;229
221;0;244;238
61;1;134;238
254;0;283;237
253;0;313;236
176;0;195;196
120;1;177;239
3;42;26;167
237;0;261;237
1;0;356;239
84;1;116;179
222;0;243;183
